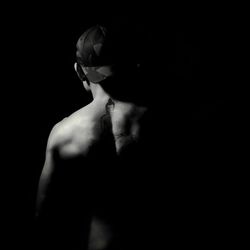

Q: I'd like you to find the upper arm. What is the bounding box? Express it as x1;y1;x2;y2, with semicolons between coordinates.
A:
36;124;60;217
35;122;93;247
35;121;93;217
36;144;56;218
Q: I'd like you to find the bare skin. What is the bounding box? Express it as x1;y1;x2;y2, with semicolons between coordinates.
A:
36;75;151;249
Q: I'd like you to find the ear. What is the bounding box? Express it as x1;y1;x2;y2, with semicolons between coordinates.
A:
74;62;78;73
74;63;88;82
74;63;91;92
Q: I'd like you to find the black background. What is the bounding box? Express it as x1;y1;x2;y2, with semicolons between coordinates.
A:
3;3;243;249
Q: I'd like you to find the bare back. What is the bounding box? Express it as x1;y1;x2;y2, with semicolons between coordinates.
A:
80;99;153;250
37;97;155;250
54;98;150;159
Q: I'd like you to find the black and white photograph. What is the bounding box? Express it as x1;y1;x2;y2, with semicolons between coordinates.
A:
3;3;243;249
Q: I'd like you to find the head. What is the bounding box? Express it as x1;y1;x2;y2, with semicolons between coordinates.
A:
74;21;153;103
74;25;116;94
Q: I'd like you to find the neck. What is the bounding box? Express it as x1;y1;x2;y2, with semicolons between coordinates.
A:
91;84;111;105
